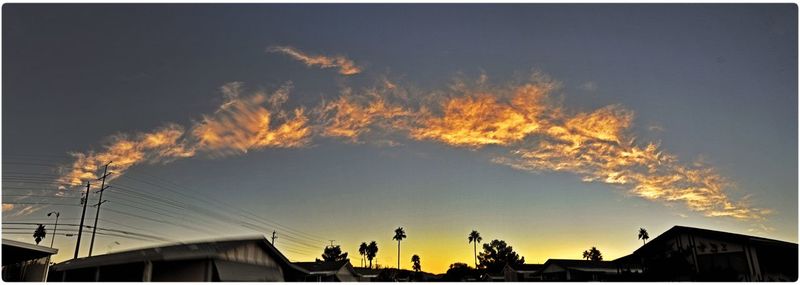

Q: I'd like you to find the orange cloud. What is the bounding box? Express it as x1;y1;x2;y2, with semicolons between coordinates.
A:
268;46;362;75
310;74;767;220
59;82;309;187
56;68;767;222
410;83;553;147
484;87;765;219
58;124;195;187
316;86;411;143
191;82;311;156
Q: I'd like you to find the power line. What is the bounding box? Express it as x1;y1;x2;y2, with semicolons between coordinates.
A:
3;218;168;240
2;231;161;243
108;181;325;249
100;207;218;236
1;202;79;207
2;195;74;199
3;179;321;250
119;172;328;242
2;222;172;243
3;169;330;252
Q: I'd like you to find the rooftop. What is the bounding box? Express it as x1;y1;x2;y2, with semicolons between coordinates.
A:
293;260;351;274
508;263;545;272
51;235;306;274
543;259;618;273
2;239;59;266
635;225;798;255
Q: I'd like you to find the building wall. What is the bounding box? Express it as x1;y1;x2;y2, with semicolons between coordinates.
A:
2;255;51;282
97;262;146;281
502;266;518;282
641;232;797;281
151;259;210;282
336;266;358;282
213;259;285;281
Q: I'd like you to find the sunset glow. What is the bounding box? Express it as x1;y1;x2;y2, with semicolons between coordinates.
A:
3;4;795;275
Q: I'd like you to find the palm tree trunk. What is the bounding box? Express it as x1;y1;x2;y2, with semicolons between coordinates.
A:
473;242;477;268
397;241;401;269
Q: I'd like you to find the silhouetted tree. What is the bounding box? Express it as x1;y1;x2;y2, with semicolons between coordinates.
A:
393;227;406;269
321;245;348;262
33;224;46;245
444;263;475;281
477;239;524;273
367;241;379;268
468;230;482;268
359;242;369;267
582;246;603;261
411;254;421;272
638;228;650;245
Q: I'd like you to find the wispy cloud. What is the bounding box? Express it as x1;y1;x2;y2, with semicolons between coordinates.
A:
58;82;310;187
314;73;767;220
58;123;195;187
316;84;411;143
56;64;766;222
191;82;311;156
410;81;557;147
268;46;362;75
5;205;40;217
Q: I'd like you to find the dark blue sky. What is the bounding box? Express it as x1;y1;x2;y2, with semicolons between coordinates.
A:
3;4;797;272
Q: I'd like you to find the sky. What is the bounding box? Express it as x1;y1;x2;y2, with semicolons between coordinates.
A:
2;4;797;274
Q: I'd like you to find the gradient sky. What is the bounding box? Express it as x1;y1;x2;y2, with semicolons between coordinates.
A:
3;4;797;274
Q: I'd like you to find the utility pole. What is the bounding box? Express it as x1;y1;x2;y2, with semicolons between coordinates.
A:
89;162;112;257
271;231;277;245
74;181;91;259
47;211;60;248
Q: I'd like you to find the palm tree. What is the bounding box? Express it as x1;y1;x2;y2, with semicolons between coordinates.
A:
33;224;46;245
367;241;378;268
468;230;482;268
638;228;649;245
393;227;406;269
582;246;603;261
359;242;369;267
411;254;421;272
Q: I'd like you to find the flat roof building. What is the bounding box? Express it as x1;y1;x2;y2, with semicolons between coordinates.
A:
49;236;308;282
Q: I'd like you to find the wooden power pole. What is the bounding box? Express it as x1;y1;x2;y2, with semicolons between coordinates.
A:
88;162;112;257
74;181;91;259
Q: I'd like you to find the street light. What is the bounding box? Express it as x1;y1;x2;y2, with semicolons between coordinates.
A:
47;211;60;248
